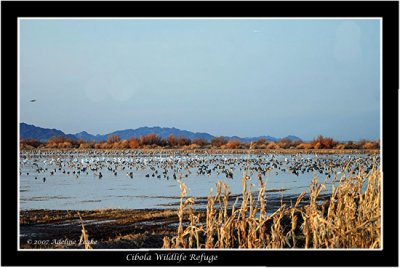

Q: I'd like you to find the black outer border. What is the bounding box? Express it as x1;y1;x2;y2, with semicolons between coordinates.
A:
1;1;398;266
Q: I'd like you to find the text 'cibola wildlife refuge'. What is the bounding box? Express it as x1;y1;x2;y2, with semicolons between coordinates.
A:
126;253;218;264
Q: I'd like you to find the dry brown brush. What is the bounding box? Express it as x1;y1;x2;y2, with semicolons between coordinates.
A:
20;133;380;151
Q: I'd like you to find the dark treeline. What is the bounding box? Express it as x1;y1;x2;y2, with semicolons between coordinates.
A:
20;134;380;150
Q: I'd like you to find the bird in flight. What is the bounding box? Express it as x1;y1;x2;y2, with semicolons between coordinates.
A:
30;99;36;102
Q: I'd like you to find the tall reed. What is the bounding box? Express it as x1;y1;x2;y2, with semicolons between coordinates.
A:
77;212;93;249
163;166;381;249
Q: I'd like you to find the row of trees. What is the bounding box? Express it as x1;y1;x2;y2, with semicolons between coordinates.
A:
20;134;380;150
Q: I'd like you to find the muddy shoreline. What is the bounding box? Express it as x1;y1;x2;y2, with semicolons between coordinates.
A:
19;192;328;249
20;209;182;249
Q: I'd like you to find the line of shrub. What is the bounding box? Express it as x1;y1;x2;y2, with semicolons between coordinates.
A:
20;134;380;150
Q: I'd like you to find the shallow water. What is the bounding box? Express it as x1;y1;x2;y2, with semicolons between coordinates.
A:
19;152;379;210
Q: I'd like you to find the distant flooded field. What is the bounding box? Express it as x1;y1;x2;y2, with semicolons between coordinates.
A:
19;149;380;211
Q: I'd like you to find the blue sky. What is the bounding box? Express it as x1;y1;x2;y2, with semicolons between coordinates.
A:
19;19;380;140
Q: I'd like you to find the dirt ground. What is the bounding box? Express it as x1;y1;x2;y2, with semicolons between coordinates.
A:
19;191;327;249
20;209;186;249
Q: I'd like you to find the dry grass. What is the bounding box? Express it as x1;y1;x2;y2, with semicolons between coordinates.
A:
163;166;381;249
77;212;93;249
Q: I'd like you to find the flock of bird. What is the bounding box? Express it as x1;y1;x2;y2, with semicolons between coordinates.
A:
19;151;379;184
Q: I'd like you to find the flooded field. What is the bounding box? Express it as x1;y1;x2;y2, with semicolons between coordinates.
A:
19;149;381;249
19;150;380;211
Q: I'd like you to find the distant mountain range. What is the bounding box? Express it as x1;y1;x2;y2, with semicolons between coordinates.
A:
20;123;77;141
20;123;302;143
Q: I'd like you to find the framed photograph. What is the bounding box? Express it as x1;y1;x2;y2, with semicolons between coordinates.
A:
1;1;398;266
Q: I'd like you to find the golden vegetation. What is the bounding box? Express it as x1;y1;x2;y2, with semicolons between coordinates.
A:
77;212;93;249
163;166;381;249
